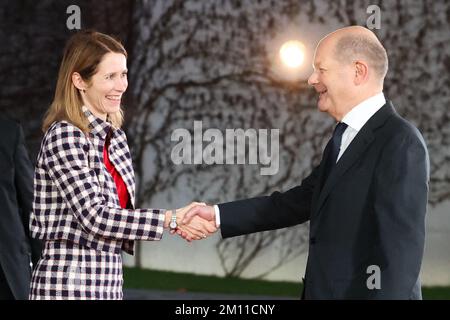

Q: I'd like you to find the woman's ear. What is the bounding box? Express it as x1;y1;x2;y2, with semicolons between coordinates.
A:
72;72;87;92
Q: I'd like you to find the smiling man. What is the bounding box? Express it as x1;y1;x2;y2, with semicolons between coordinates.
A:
309;26;388;121
182;26;430;300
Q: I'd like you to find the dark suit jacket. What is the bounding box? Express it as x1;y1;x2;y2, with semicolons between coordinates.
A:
0;119;42;299
218;102;429;299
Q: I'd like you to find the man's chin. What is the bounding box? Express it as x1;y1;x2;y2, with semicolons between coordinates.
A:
317;102;328;113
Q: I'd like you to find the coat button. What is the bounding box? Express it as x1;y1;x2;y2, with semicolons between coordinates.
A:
310;237;316;245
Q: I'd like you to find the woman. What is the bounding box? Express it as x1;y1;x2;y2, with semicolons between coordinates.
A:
29;30;215;300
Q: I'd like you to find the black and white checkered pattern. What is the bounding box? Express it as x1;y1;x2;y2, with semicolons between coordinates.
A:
30;240;123;300
29;106;165;299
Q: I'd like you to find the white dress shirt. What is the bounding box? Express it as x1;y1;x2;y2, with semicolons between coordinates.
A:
337;92;386;161
214;92;386;227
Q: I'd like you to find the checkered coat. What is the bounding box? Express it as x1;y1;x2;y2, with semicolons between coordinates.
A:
29;106;165;299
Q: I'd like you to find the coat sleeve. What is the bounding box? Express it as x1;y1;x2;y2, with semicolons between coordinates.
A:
13;124;43;266
372;129;429;299
43;123;165;241
219;165;320;238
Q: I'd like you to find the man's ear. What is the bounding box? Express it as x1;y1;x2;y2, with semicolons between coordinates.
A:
72;72;87;92
354;60;369;85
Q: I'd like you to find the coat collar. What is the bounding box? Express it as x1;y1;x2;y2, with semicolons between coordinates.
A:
341;92;386;132
82;106;112;140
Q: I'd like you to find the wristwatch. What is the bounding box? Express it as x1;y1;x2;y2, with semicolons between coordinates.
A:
169;209;177;229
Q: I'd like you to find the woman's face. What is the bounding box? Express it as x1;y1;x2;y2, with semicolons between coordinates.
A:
83;52;128;121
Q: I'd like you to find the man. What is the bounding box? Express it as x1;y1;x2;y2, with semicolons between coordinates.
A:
0;119;42;299
182;26;430;299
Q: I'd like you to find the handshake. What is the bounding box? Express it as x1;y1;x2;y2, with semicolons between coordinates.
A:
163;202;217;242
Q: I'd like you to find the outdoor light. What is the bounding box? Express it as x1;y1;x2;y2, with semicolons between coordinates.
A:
279;40;306;68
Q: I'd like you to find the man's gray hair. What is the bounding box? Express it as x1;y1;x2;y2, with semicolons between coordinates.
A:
334;34;389;81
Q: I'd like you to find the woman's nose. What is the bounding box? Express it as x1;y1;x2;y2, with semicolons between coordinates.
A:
115;78;128;92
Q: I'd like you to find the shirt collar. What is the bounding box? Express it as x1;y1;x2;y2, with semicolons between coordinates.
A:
82;105;112;140
341;92;386;131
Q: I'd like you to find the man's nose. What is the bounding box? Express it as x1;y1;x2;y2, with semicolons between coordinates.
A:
308;72;318;86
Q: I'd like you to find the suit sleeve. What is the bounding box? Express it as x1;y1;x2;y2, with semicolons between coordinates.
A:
43;124;166;241
372;130;429;299
219;165;320;238
13;124;42;265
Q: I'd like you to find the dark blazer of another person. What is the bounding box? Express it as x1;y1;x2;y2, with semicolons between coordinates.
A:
0;119;42;300
218;101;429;299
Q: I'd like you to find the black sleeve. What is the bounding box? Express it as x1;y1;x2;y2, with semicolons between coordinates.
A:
219;165;320;238
14;125;42;265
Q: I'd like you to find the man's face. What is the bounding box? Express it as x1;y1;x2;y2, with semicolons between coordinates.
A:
84;52;128;119
307;39;355;120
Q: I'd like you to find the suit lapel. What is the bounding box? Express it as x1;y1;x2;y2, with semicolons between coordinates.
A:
314;127;374;216
312;101;396;220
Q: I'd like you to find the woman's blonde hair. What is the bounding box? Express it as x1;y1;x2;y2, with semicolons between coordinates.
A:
43;30;127;133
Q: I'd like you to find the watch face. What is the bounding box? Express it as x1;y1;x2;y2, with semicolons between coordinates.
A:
169;221;177;229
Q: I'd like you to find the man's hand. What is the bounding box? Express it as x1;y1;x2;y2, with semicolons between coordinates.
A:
182;204;215;224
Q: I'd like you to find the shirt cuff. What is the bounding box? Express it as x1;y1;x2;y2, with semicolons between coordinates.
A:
213;205;221;228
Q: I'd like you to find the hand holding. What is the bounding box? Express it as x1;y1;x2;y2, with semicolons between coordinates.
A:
177;215;217;241
165;202;217;241
177;204;217;241
182;204;216;225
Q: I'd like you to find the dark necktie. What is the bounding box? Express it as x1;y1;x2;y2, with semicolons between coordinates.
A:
322;122;348;186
